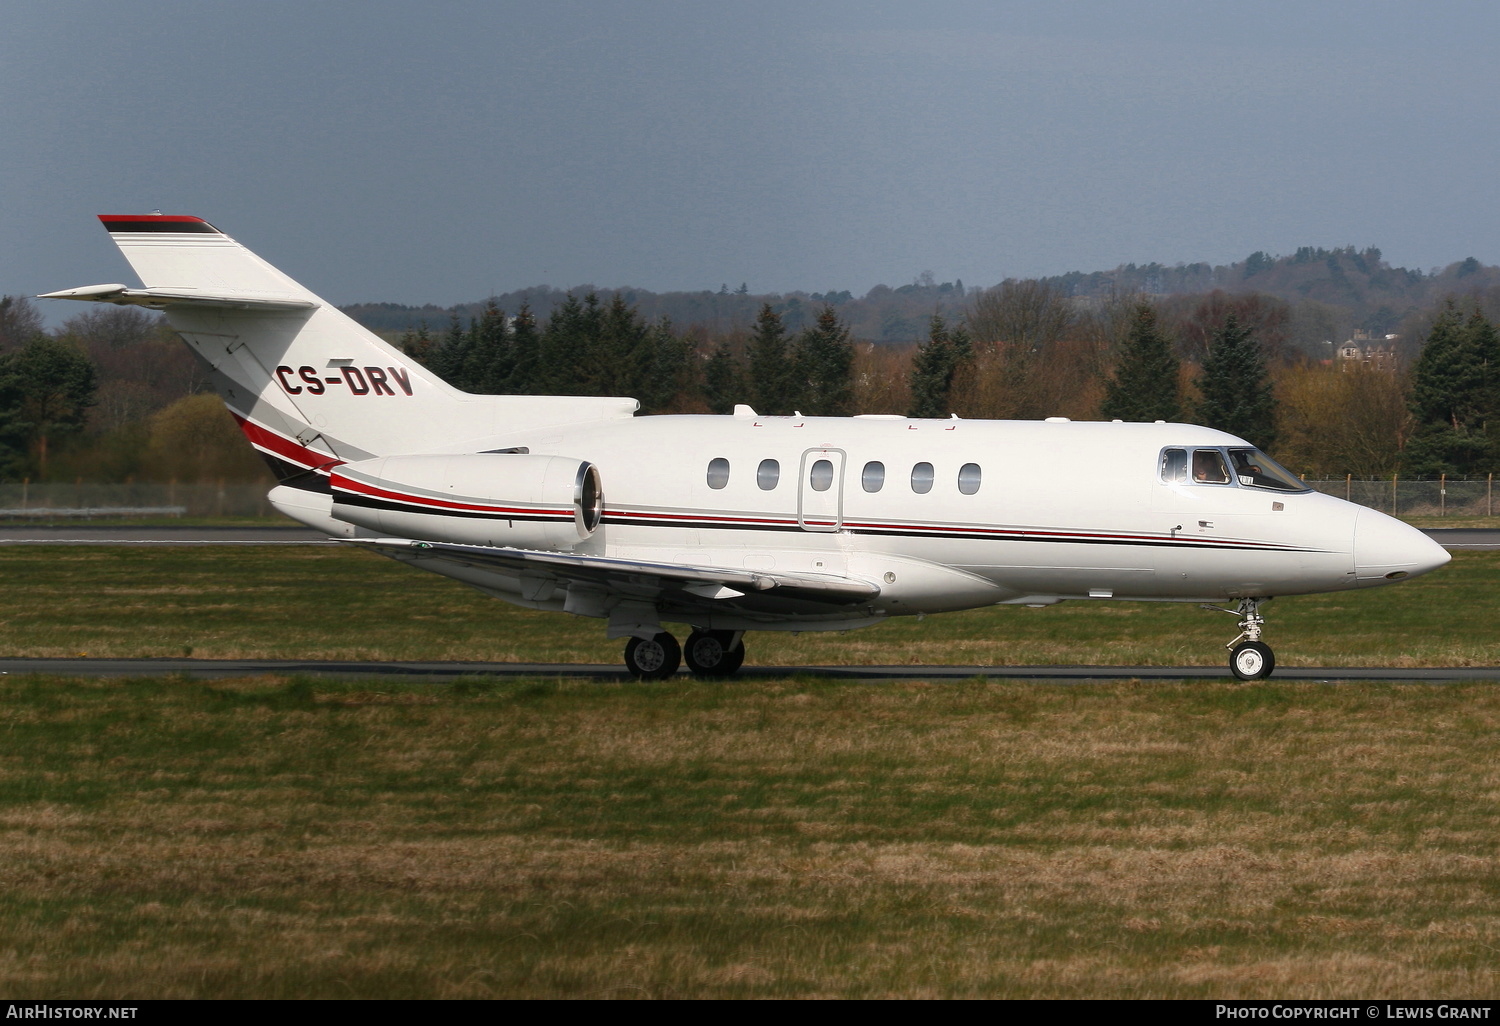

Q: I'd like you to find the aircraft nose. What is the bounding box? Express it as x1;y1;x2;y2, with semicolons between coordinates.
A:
1352;507;1451;585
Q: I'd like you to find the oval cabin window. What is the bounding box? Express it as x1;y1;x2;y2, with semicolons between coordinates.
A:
911;462;934;494
757;459;780;490
862;461;885;492
809;459;834;492
707;457;730;489
958;463;981;495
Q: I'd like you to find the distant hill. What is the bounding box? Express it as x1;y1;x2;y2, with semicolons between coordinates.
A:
341;248;1500;353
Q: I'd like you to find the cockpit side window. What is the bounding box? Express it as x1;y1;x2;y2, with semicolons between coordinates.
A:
1228;448;1309;492
1191;449;1230;485
1160;448;1188;484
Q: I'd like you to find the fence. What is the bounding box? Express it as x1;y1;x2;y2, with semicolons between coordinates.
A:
1306;475;1495;518
0;482;275;518
0;476;1494;520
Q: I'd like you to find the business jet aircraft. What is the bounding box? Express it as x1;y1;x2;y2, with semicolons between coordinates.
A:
42;215;1451;680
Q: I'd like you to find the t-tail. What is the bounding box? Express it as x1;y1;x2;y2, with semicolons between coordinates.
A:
42;215;637;488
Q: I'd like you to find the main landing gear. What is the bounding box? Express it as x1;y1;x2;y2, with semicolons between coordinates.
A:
623;630;746;681
1208;598;1276;681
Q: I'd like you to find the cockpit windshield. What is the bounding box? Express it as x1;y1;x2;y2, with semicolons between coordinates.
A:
1227;448;1308;491
1160;446;1310;492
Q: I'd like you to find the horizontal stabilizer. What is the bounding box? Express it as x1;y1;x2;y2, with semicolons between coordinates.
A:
38;283;315;312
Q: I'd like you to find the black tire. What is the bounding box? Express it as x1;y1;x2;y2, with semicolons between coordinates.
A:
684;630;745;678
1229;641;1275;681
624;632;681;680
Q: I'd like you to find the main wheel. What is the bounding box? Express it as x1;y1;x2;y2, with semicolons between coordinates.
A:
684;630;746;678
1229;640;1275;681
624;632;681;680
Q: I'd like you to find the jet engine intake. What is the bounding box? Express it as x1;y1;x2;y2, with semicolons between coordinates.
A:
330;453;603;550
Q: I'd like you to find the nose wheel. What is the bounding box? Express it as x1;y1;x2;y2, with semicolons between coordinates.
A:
1216;598;1275;681
1230;640;1275;681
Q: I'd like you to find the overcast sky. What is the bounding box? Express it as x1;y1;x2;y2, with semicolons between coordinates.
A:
5;1;1499;312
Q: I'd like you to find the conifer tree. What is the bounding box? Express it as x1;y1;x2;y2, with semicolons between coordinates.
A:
1403;304;1499;474
428;315;470;388
635;317;692;414
794;306;854;416
1195;313;1276;448
703;339;742;414
471;300;512;394
592;293;652;398
747;303;798;414
399;324;436;367
0;335;98;478
539;292;601;394
1101;303;1180;422
506;302;541;394
907;314;970;418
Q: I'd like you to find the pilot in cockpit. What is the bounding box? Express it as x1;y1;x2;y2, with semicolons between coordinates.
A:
1192;449;1229;484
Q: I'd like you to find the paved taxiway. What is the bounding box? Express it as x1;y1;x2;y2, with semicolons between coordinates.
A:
0;524;1495;547
1;657;1496;684
0;525;333;544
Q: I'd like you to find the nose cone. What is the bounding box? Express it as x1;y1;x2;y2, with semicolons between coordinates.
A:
1353;508;1451;586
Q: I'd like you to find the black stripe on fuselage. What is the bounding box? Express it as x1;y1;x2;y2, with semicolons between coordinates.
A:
332;490;571;524
598;511;1316;553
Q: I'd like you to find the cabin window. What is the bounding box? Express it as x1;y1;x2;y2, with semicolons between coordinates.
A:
707;457;730;489
757;458;780;490
958;463;981;495
911;462;934;494
862;461;885;492
1229;448;1308;492
1191;449;1230;485
809;459;834;492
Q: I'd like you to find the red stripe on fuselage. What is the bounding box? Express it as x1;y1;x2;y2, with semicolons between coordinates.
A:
229;412;344;473
330;473;572;519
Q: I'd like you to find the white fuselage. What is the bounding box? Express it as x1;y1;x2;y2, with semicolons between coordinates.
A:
350;410;1438;631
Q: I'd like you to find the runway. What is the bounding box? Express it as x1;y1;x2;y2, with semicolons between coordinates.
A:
1;656;1496;683
0;525;333;544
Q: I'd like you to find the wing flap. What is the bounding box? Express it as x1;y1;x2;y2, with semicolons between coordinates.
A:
351;538;882;604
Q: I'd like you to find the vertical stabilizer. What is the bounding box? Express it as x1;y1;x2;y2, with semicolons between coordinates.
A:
45;215;637;482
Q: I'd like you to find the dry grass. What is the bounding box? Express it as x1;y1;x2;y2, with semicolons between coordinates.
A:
0;546;1494;669
4;675;1500;997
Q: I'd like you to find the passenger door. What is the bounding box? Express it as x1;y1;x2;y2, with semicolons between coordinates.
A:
798;448;846;532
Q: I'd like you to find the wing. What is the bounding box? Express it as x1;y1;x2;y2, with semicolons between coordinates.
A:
350;537;881;611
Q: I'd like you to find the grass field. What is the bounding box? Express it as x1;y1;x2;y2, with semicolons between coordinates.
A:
3;545;1498;997
0;545;1495;668
5;674;1500;998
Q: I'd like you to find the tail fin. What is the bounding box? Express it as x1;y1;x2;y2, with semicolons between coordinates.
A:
43;215;636;481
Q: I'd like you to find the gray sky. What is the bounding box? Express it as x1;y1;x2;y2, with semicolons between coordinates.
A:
5;1;1499;310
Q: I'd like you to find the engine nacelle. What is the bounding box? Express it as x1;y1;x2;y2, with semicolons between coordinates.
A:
330;453;603;550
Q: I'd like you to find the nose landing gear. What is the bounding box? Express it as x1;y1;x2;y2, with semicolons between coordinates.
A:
1213;598;1275;681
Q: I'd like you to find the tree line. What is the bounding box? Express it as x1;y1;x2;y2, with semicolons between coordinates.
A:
3;274;1500;485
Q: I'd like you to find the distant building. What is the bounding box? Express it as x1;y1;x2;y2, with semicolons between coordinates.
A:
1337;330;1399;371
